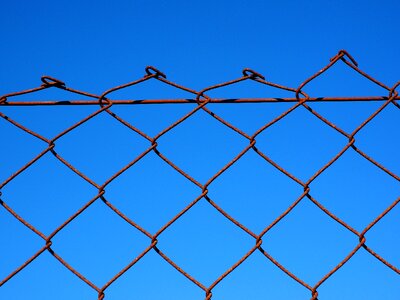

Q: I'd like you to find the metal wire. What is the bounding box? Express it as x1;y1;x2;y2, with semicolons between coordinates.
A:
0;50;399;300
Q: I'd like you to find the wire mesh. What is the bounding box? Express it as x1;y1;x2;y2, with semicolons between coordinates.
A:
0;50;399;299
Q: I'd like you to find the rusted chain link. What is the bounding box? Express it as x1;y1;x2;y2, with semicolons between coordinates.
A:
0;50;399;300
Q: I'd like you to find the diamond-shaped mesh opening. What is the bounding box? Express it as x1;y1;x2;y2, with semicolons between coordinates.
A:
111;103;199;137
309;150;400;230
0;114;45;183
207;102;295;134
105;151;200;233
2;153;97;234
56;111;150;183
262;199;356;284
201;76;295;99
363;203;400;267
0;251;96;300
212;251;310;300
51;199;150;286
355;103;400;175
157;109;249;183
157;199;254;286
1;84;97;101
0;207;43;280
299;61;387;97
197;78;297;134
255;105;348;181
104;75;196;100
105;250;205;300
317;250;400;300
306;101;384;133
208;150;303;233
0;105;100;138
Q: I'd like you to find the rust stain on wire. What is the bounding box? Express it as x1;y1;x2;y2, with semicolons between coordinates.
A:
0;50;399;300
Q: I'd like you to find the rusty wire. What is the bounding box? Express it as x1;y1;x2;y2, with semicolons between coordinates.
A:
0;50;399;299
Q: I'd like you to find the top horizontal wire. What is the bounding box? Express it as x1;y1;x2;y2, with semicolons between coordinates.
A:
1;96;399;106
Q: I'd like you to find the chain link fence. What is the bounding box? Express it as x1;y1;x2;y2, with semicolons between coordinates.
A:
1;50;399;299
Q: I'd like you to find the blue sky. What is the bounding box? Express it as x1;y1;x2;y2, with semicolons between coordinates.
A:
0;1;399;300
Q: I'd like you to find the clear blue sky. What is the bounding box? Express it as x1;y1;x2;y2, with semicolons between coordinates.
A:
0;1;399;300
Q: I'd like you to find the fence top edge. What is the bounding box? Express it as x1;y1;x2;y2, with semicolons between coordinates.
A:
1;96;398;106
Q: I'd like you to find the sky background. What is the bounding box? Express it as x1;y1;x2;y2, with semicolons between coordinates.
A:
0;1;399;299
